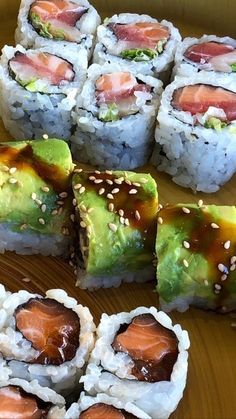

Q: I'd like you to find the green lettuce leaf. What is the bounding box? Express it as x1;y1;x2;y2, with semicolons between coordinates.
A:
30;12;65;40
230;63;236;72
120;48;157;62
204;117;227;131
99;103;119;122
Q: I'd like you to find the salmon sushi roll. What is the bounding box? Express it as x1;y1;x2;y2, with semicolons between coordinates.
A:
0;378;65;418
81;307;190;419
93;14;181;83
66;392;151;418
151;73;236;192
71;63;162;170
173;35;236;78
0;44;87;141
15;0;101;60
0;286;95;395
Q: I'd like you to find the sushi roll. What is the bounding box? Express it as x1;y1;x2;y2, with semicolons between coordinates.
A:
0;44;87;141
156;203;236;313
81;307;190;419
0;138;74;256
71;63;162;170
66;392;151;418
151;73;236;192
0;378;65;418
173;35;236;78
0;286;95;395
93;14;181;82
72;169;158;289
15;0;101;60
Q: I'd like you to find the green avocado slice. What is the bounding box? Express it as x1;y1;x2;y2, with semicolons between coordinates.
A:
156;204;236;312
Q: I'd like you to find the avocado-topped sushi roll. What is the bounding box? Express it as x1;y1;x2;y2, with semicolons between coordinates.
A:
71;63;162;169
0;44;87;140
81;307;190;419
0;286;95;395
93;14;181;82
66;393;150;418
156;204;236;313
16;0;101;59
0;379;65;418
173;35;236;78
151;73;236;192
0;139;74;256
72;169;158;289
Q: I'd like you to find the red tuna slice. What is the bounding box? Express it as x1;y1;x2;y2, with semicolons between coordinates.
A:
0;386;52;419
15;298;80;365
109;22;170;50
80;403;138;419
172;84;236;122
95;72;151;104
184;41;234;64
30;0;88;27
112;313;178;382
9;51;74;86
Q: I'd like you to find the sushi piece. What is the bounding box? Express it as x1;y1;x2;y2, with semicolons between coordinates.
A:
71;63;162;170
81;307;190;419
156;203;236;313
93;14;181;82
72;169;158;289
0;286;95;395
173;35;236;78
151;73;236;192
0;138;74;256
15;0;101;60
0;378;65;418
0;44;87;140
66;392;151;418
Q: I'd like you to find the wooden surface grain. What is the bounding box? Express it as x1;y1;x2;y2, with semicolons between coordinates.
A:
0;3;236;419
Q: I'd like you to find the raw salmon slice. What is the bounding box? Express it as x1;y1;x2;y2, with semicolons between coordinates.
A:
9;51;74;87
0;385;51;419
15;298;80;365
184;41;234;63
109;22;170;50
80;403;137;419
112;314;178;382
172;84;236;121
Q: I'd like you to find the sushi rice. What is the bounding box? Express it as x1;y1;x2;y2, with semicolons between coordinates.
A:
0;287;96;395
81;306;190;419
151;72;236;192
0;44;87;141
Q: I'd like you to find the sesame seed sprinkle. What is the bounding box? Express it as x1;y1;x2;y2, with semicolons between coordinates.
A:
119;209;124;216
39;218;45;225
59;192;68;198
41;204;46;213
105;170;113;175
87;208;94;214
120;217;125;225
20;224;28;231
70;214;75;222
69;261;74;267
51;209;58;216
125;218;130;226
87;225;92;235
107;193;114;200
133;182;141;187
22;277;31;283
106;179;113;185
211;223;219;229
35;199;42;206
57;200;64;206
183;240;190;249
129;189;138;195
80;204;87;212
221;274;227;281
182;207;190;214
109;203;114;212
204;279;209;286
230;264;236;272
99;188;105;195
2;165;9;172
108;223;117;233
72;198;77;206
94;179;103;184
158;217;163;225
9;167;17;174
114;177;124;185
31;193;37;200
41;186;49;193
218;263;226;273
58;207;63;215
95;170;101;174
215;284;222;290
158;204;163;210
140;178;148;184
183;259;189;268
74;183;82;190
135;210;141;221
89;176;95;181
79;186;85;194
198;199;204;207
224;240;231;250
125;179;132;185
43;134;49;139
112;188;119;194
9;178;18;184
231;256;236;265
80;221;86;228
74;168;83;173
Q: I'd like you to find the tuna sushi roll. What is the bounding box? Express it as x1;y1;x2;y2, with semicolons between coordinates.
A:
66;392;151;418
81;307;190;419
0;287;95;395
173;35;236;78
71;63;162;170
0;139;74;256
72;169;158;289
93;14;181;82
156;203;236;313
0;44;87;140
16;0;101;59
151;73;236;192
0;378;65;418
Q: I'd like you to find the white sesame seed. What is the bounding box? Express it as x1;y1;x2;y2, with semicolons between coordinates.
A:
22;277;31;283
95;170;101;174
80;221;86;228
129;189;138;195
2;165;9;172
59;192;68;198
9;178;18;184
133;182;141;187
135;210;141;221
79;186;85;194
215;284;222;290
158;217;163;225
20;224;28;231
125;218;130;226
72;198;77;206
211;223;219;229
224;240;231;250
58;207;63;215
140;178;148;184
35;199;42;206
94;179;103;184
38;218;45;225
221;274;227;281
106;179;113;185
198;199;204;207
51;209;58;216
69;261;74;267
183;240;190;249
87;225;92;235
41;204;46;213
230;264;236;272
114;177;124;185
218;263;226;273
80;204;87;212
41;186;49;193
108;223;117;233
119;209;124;216
120;217;125;225
125;179;132;185
74;183;82;190
182;207;190;214
31;192;37;200
87;208;94;214
158;204;163;210
57;200;64;206
105;170;113;175
109;203;114;212
43;134;49;139
89;176;95;181
204;279;209;286
70;214;75;222
112;188;119;194
9;167;17;174
74;168;83;173
99;188;105;195
74;269;78;276
107;193;114;200
183;259;189;268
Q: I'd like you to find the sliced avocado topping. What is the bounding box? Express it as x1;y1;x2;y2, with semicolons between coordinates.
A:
204;117;227;131
98;103;119;122
230;63;236;72
30;12;65;40
120;48;158;62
